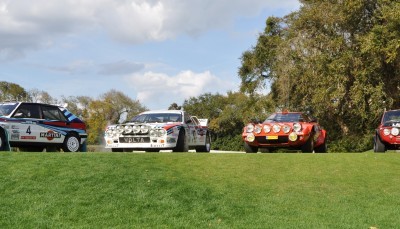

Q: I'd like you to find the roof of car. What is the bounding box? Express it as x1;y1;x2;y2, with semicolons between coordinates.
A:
0;101;65;108
140;110;184;114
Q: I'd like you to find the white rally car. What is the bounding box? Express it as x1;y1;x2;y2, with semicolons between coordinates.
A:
104;110;211;152
0;102;87;152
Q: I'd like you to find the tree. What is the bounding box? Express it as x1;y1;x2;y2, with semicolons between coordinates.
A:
238;0;400;151
61;95;92;120
100;89;147;124
85;90;147;144
168;103;181;110
0;81;29;101
183;92;274;150
28;89;58;104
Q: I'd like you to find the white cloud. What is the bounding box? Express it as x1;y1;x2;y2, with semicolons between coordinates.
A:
0;0;300;60
125;70;237;109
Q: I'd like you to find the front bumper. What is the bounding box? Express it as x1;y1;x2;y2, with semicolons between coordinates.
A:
104;136;177;149
242;132;310;148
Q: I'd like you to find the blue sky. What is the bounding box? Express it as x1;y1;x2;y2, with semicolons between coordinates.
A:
0;0;300;109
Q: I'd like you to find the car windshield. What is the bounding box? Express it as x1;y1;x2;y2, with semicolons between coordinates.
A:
264;113;303;123
0;103;18;116
383;110;400;124
129;113;182;123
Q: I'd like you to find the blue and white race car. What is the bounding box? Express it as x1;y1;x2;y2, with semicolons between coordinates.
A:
104;110;211;152
0;102;87;152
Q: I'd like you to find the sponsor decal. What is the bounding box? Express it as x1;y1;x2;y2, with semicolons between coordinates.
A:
11;125;19;129
21;136;36;140
40;131;62;141
11;134;19;140
12;130;20;134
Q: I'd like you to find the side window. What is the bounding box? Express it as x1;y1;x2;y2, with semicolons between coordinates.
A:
42;106;67;121
12;104;40;119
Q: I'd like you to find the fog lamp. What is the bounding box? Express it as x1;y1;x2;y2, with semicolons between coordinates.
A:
289;132;298;142
246;133;255;142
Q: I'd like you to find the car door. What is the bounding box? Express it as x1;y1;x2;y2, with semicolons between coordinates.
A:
11;103;45;143
39;105;68;144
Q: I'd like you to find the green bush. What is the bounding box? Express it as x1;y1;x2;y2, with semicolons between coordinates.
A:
328;133;374;152
211;134;244;151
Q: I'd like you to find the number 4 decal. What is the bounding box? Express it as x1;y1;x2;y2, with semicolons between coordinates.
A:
26;126;31;135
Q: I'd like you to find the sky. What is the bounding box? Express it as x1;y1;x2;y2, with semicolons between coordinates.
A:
0;0;300;110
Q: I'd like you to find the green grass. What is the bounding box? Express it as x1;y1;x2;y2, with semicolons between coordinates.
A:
1;152;400;228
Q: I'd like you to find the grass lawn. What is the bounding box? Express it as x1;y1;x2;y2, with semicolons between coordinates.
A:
1;152;400;228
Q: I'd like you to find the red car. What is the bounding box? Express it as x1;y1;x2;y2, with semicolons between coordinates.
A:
374;109;400;152
242;111;327;153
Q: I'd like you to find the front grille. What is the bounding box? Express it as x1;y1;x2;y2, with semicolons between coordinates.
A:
256;136;288;144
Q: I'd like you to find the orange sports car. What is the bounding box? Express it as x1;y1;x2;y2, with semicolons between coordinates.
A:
242;111;327;153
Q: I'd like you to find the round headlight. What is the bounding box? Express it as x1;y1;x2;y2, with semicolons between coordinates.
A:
116;125;124;134
246;124;254;133
112;130;117;137
132;125;140;134
254;125;262;134
383;128;391;136
158;129;166;136
273;124;281;133
124;125;133;133
246;133;255;142
283;125;291;134
264;125;271;133
150;129;158;137
293;123;302;132
140;125;149;133
391;128;399;136
289;132;298;141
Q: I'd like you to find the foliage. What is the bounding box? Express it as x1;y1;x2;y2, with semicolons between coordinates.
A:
328;133;374;152
168;102;181;110
0;81;29;101
239;0;400;149
2;152;400;228
183;92;274;150
28;89;58;104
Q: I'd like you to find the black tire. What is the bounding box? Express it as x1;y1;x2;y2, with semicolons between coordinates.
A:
112;148;123;152
301;135;314;153
244;142;258;153
314;140;327;153
374;135;386;153
173;130;188;152
195;133;211;153
63;133;81;152
0;129;7;151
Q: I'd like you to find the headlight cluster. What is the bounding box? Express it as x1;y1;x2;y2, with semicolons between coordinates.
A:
105;128;117;138
105;124;150;138
246;123;302;134
150;129;167;137
383;128;400;136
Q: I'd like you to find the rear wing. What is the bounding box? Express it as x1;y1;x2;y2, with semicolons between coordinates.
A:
198;118;208;127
